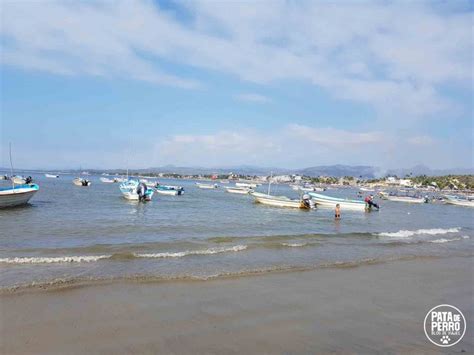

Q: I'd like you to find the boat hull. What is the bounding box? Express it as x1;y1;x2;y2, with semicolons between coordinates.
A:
445;199;474;208
308;192;368;211
226;187;251;195
0;184;39;208
385;196;426;204
251;192;308;209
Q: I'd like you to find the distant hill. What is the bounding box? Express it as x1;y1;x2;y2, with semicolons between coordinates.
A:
1;164;471;178
386;164;474;177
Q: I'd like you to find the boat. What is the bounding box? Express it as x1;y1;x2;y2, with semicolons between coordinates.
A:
196;183;218;189
444;196;474;208
250;191;310;209
119;179;154;201
379;192;426;204
11;175;32;184
45;174;59;178
100;177;115;183
155;184;184;196
359;187;375;192
73;177;91;186
0;175;8;180
0;183;39;208
220;180;230;184
235;182;259;188
225;186;252;195
308;192;371;211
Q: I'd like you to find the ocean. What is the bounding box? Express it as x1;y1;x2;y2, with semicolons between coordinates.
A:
1;175;473;291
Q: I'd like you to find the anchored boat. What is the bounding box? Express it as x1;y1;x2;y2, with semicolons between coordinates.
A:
308;192;370;211
379;192;427;204
444;196;474;208
73;178;91;187
45;174;59;178
225;186;252;195
120;179;154;201
155;184;184;196
0;184;39;208
196;183;218;189
250;191;310;209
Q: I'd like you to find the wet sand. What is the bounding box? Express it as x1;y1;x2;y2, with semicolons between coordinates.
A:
1;256;472;354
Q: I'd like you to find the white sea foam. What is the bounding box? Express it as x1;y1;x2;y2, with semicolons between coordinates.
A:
430;238;462;244
0;255;109;264
135;245;248;258
376;227;461;238
281;242;307;247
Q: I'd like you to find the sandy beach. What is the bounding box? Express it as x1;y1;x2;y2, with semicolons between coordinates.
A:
1;255;472;354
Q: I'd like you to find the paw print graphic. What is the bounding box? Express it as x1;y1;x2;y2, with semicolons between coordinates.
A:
440;335;451;344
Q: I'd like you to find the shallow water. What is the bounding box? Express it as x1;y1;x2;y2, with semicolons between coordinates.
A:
1;175;473;289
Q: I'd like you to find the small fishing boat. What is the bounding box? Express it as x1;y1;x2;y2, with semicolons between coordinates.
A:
250;191;310;209
119;179;154;201
73;178;91;187
236;182;259;188
100;177;115;183
308;192;370;211
444;196;474;208
379;192;427;204
220;180;230;184
359;186;375;192
0;175;8;180
196;183;218;189
45;174;59;178
11;175;32;184
155;184;184;196
225;186;252;195
0;184;39;208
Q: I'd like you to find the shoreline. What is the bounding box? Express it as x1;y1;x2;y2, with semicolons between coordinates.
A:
1;255;472;354
0;253;462;295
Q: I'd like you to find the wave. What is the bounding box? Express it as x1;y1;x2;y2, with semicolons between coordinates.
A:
430;235;470;244
0;245;248;265
280;242;308;247
0;255;110;264
2;254;455;294
135;245;247;258
375;227;461;238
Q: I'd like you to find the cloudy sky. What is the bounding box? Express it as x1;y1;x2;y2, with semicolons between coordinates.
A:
1;0;472;169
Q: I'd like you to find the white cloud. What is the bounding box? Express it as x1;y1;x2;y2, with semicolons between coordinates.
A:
1;0;471;119
155;124;463;169
234;93;271;104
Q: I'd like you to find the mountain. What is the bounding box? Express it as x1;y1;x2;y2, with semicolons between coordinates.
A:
386;165;474;177
296;165;377;178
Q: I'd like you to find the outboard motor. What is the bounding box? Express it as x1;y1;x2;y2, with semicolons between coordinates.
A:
302;193;312;209
25;176;33;184
137;183;147;202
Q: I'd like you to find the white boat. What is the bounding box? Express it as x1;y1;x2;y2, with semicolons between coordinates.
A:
73;177;91;186
236;182;259;188
444;197;474;208
359;187;375;192
100;177;115;183
45;174;59;178
308;192;370;211
11;175;29;184
155;185;184;196
225;186;252;195
119;180;154;201
220;180;230;184
379;192;426;204
250;191;310;209
0;183;39;208
196;183;218;189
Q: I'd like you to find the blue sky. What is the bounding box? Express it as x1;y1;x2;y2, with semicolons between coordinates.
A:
1;0;472;170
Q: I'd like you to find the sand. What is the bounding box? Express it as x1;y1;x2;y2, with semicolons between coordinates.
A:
1;256;472;354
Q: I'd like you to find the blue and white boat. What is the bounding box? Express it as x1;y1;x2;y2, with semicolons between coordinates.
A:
0;184;39;208
119;179;154;201
308;192;371;211
155;184;184;196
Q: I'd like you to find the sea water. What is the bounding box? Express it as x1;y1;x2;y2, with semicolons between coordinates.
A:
1;175;473;290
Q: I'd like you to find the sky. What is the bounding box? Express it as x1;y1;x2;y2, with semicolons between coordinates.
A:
0;0;472;170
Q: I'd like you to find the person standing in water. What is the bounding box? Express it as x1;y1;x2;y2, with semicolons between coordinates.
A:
335;204;341;219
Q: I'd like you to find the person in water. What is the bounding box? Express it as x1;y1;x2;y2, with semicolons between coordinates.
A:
364;195;379;209
335;204;341;219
